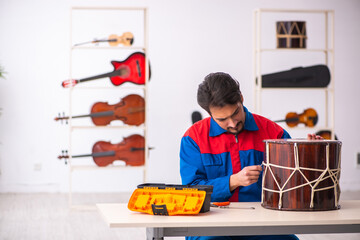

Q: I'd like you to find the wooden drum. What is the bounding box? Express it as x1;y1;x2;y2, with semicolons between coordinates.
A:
276;21;307;48
261;139;342;211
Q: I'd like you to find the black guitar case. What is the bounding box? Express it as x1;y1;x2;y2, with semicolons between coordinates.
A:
258;65;330;88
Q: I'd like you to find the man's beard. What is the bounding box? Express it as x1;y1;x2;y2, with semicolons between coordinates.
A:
227;121;244;135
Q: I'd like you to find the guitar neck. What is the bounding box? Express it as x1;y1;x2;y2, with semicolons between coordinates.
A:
274;118;298;123
78;69;122;83
57;111;114;121
74;39;117;46
130;147;145;151
275;116;317;123
72;151;116;158
94;39;117;43
72;111;114;119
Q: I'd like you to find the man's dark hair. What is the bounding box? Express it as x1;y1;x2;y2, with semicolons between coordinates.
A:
197;72;242;113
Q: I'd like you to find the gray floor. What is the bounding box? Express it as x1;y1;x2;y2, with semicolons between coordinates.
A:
0;192;359;240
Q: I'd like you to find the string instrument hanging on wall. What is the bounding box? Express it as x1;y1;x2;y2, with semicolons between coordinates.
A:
58;134;146;167
258;65;331;88
55;94;145;126
274;108;318;128
74;32;134;47
62;52;151;88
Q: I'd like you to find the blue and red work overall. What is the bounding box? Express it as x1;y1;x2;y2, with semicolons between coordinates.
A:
180;106;298;240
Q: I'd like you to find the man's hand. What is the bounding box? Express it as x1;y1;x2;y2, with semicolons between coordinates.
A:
307;133;324;140
229;165;262;191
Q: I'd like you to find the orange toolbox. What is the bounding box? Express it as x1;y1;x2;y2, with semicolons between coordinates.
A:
128;183;213;215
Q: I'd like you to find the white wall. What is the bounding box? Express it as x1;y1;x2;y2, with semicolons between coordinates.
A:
0;0;359;193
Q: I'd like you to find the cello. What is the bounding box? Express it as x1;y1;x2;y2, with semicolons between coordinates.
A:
274;108;318;127
62;52;150;88
55;94;145;126
58;134;146;167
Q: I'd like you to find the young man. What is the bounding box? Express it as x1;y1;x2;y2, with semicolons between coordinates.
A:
180;72;320;240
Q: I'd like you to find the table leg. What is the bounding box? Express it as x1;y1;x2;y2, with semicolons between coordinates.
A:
146;227;164;240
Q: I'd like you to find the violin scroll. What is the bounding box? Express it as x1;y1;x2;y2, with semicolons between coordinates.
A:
58;150;69;164
54;112;69;124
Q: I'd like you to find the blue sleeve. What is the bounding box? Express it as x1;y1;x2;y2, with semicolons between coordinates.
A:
281;129;291;139
180;136;233;202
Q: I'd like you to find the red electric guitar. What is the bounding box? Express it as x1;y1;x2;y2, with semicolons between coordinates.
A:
62;52;150;88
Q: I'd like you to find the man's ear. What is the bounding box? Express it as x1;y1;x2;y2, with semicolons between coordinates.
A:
240;93;244;104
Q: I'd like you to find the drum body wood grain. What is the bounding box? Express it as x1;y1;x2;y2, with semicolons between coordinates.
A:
261;139;341;211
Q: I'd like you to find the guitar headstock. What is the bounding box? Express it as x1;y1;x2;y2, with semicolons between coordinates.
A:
62;79;78;88
54;112;69;124
58;150;69;164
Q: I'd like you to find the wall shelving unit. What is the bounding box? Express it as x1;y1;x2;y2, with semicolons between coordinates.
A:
66;6;149;209
253;9;335;139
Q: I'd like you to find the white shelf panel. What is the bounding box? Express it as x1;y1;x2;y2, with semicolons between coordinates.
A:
71;46;146;51
255;8;334;14
70;165;145;171
253;8;335;139
255;87;334;92
70;125;145;130
69;86;146;90
67;7;149;208
256;48;333;53
72;6;147;11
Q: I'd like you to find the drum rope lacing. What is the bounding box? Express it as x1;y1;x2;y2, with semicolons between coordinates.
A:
276;22;307;38
261;142;341;209
276;22;307;48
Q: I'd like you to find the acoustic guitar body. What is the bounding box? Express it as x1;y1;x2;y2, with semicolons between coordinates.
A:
110;52;150;86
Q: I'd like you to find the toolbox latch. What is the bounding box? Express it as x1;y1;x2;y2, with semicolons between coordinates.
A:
151;204;169;215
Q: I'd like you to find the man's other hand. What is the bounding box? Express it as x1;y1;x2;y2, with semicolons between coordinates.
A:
307;133;324;140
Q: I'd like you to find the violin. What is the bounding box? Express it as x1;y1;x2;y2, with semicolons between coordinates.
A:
58;134;146;167
274;108;318;127
55;94;145;126
73;32;134;47
62;52;150;88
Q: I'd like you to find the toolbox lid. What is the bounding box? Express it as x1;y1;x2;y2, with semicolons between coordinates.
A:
128;183;213;215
